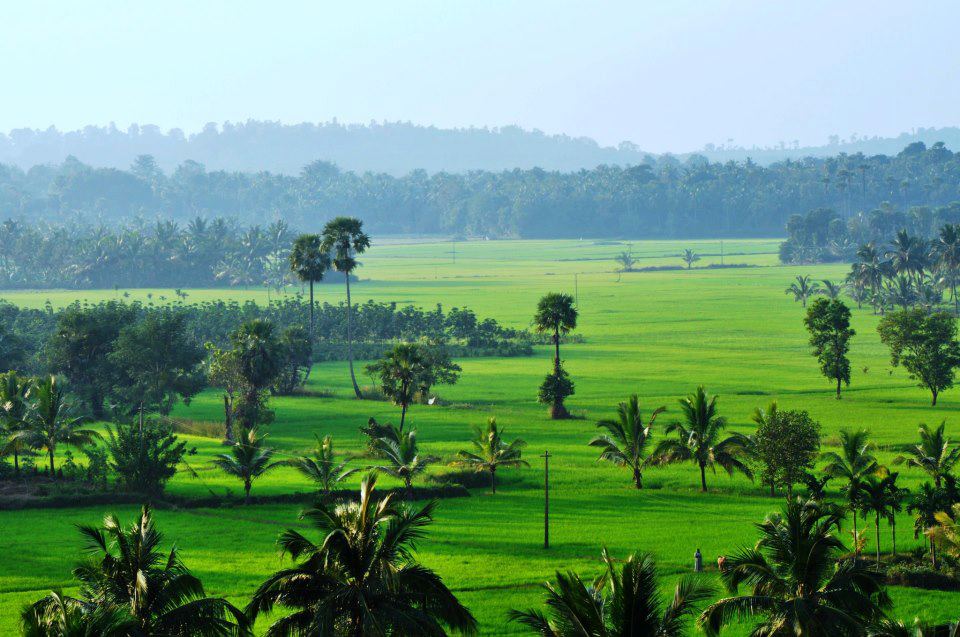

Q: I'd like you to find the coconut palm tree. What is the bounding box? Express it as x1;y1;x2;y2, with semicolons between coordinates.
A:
510;548;713;637
321;216;371;399
246;472;477;636
785;274;821;308
928;503;960;560
286;434;358;495
590;394;665;488
933;223;960;315
894;421;960;488
858;471;901;564
21;590;135;637
458;418;528;494
212;426;281;503
288;233;330;340
910;482;949;568
652;386;754;492
373;429;437;498
0;371;32;475
699;498;891;637
534;292;578;375
821;278;843;299
16;375;99;477
822;428;879;541
682;248;701;269
888;230;928;289
54;506;249;636
855;243;887;314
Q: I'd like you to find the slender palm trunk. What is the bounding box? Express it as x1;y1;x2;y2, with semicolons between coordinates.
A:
931;389;938;407
553;327;561;373
346;272;362;399
399;402;408;432
699;463;707;492
891;517;897;555
309;281;315;336
13;449;19;475
244;479;251;504
223;394;234;443
48;447;56;477
491;467;497;494
851;503;858;548
633;463;642;489
931;536;938;569
875;513;881;564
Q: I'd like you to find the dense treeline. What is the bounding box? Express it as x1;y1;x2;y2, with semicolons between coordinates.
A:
0;297;533;377
3;141;960;243
0;217;304;288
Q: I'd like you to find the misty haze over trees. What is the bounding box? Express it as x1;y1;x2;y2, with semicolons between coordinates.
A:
3;120;960;175
2;141;960;248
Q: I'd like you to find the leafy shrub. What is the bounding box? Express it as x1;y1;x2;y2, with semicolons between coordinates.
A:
104;418;189;497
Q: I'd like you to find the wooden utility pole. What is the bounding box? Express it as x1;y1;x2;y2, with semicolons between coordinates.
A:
541;450;551;549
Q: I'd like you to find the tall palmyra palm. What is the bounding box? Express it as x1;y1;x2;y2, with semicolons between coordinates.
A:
821;428;879;539
458;418;528;494
653;386;754;492
785;274;821;308
855;243;887;313
533;292;578;374
288;233;330;341
590;394;665;488
894;421;960;489
212;426;281;503
17;375;99;477
247;473;477;636
510;549;713;637
321;216;371;399
699;499;890;637
28;506;250;636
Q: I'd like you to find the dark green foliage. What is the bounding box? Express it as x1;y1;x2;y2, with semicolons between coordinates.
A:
271;325;312;395
103;417;187;498
46;302;136;418
231;319;284;428
108;310;206;414
25;506;249;635
804;298;855;398
751;404;821;496
879;309;960;405
366;343;461;431
699;498;891;636
537;369;575;419
509;548;713;636
246;473;477;636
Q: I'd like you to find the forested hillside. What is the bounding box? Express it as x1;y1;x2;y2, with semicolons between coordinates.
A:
2;140;960;240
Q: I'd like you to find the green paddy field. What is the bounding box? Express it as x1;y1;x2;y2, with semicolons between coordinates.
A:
2;238;959;633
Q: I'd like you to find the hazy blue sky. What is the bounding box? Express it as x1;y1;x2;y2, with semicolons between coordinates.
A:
3;0;958;153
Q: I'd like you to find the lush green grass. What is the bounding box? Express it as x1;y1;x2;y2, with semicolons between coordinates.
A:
2;238;959;634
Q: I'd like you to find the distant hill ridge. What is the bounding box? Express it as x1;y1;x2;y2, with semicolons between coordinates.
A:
1;120;958;175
